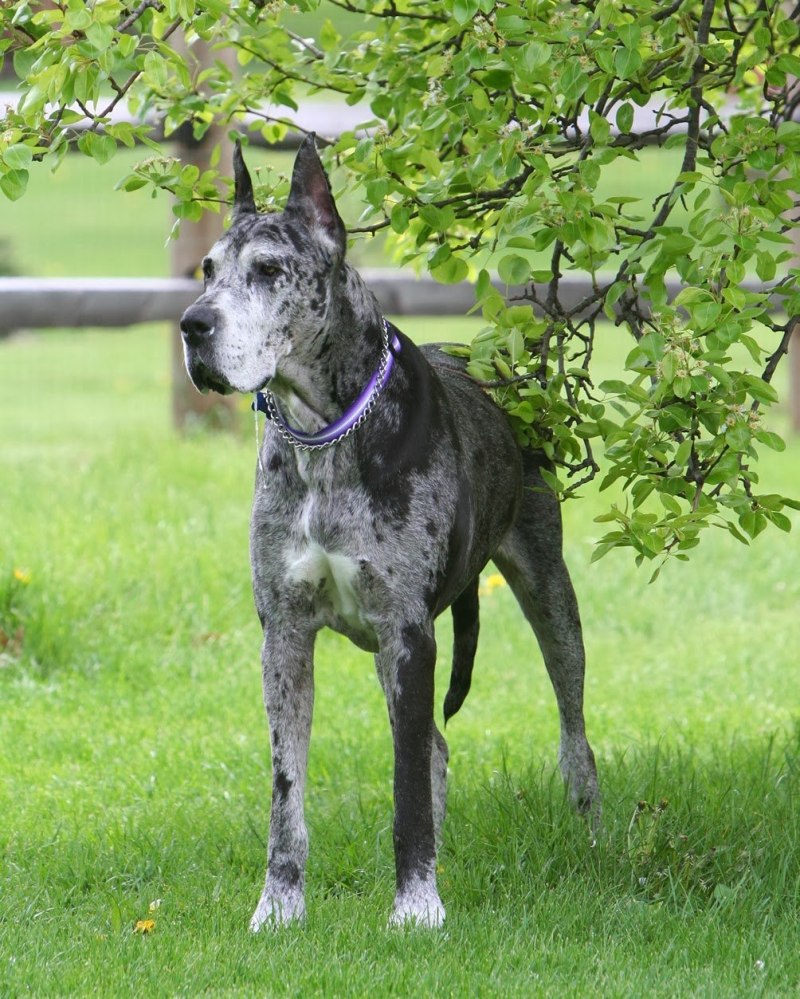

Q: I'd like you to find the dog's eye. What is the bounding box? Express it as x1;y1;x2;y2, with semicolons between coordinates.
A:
202;258;214;282
254;261;283;281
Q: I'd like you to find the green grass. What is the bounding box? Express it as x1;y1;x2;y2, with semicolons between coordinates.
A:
1;322;799;997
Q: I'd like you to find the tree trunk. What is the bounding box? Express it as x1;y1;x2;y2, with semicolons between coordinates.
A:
791;197;800;434
791;324;800;434
170;37;237;431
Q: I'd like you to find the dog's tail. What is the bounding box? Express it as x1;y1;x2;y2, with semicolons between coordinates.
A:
443;576;480;725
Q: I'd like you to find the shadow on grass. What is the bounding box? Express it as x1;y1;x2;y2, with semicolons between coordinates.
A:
441;725;799;920
2;721;797;925
2;724;798;999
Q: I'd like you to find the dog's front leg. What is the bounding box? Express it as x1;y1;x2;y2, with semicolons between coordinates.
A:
250;626;315;931
379;622;445;928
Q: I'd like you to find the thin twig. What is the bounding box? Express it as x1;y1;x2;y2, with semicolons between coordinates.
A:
119;0;163;34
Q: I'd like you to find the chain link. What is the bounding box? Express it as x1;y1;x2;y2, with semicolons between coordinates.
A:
261;317;394;452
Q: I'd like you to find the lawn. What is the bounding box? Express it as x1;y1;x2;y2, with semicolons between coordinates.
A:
2;126;800;995
1;318;799;997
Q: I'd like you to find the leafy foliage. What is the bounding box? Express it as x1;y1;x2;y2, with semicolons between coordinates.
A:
2;0;799;566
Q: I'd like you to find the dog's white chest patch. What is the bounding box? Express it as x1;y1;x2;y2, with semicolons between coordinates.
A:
287;541;357;607
286;537;375;642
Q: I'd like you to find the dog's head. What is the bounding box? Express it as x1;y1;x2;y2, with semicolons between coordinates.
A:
179;136;346;395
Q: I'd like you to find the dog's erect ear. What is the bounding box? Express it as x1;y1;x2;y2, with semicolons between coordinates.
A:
233;139;257;216
286;134;346;256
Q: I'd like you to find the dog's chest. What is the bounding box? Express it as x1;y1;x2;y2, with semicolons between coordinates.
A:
283;488;379;649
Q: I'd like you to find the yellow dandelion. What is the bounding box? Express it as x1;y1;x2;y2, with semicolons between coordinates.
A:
134;919;155;934
479;572;506;596
13;568;31;585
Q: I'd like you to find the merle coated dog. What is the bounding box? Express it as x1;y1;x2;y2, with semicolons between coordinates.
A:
179;137;599;929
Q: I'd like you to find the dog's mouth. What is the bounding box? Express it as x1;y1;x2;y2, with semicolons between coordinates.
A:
201;376;235;396
185;356;236;396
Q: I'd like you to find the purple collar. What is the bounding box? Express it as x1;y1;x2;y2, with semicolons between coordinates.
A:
254;319;402;451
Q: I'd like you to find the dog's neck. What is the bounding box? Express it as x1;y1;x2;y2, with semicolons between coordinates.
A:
268;262;388;432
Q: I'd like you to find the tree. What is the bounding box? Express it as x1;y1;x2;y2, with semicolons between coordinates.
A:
2;0;799;570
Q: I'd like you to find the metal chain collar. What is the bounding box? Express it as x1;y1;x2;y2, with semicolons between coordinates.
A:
259;317;397;452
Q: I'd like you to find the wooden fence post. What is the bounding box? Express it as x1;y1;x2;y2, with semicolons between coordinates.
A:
170;36;237;430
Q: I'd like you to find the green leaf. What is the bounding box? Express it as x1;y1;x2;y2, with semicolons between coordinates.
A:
173;199;203;221
510;401;535;423
692;301;722;329
725;424;751;451
755;251;776;282
617;24;641;49
419;204;456;231
539;467;564;496
767;511;792;532
2;144;33;171
143;51;169;90
590;540;620;563
589;111;610;145
85;21;114;53
482;68;513;90
616;102;634;133
673;375;692;399
660;352;678;383
78;132;116;166
615;46;642;79
743;375;778;404
560;61;587;102
660;492;682;515
521;41;550;73
390;204;411;234
453;0;479;25
431;253;469;284
497;254;531;286
116;173;148;192
0;168;29;201
740;510;767;539
755;430;785;451
758;229;793;244
320;18;340;53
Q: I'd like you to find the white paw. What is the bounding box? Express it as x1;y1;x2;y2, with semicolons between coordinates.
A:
389;884;445;929
249;889;305;932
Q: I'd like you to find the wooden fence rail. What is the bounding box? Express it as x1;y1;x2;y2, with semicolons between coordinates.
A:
1;274;797;431
0;271;524;329
0;271;774;328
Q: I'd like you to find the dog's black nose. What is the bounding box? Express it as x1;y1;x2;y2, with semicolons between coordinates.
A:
180;304;217;347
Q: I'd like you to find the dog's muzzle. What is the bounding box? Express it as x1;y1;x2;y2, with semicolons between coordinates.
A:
180;303;233;395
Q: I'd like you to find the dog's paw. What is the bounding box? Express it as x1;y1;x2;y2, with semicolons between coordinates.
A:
249;889;305;932
389;884;445;929
559;739;601;827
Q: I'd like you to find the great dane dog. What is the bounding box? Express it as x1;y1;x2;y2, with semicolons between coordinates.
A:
179;137;599;929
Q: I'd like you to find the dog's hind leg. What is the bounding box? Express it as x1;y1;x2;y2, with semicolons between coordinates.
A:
250;626;316;931
376;621;445;927
494;456;600;824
